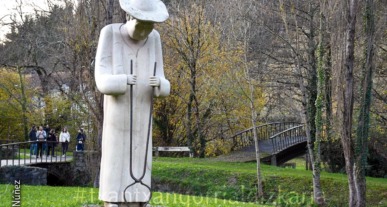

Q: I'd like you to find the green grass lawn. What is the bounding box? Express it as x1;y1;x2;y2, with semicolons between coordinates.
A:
0;185;265;207
0;157;386;206
12;153;31;159
152;157;387;206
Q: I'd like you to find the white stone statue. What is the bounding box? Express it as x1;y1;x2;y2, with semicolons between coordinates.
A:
95;0;169;206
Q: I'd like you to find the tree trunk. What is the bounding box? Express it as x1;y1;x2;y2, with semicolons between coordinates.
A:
354;0;375;206
186;66;196;153
187;98;193;147
340;0;358;206
249;80;263;198
313;9;326;205
17;67;29;141
302;2;325;205
106;0;114;25
324;41;334;172
286;34;326;204
93;117;103;188
195;96;205;158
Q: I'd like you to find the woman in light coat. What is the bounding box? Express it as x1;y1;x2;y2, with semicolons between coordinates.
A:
59;127;70;157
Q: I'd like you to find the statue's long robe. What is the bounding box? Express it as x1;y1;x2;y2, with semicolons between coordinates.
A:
95;23;170;202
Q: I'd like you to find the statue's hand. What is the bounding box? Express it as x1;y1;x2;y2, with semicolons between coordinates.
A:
127;74;137;85
149;76;160;87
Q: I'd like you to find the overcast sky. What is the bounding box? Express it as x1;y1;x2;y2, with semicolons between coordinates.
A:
0;0;65;42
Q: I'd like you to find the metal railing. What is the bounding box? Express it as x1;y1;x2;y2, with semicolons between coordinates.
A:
231;122;301;150
0;140;14;145
0;141;71;167
270;125;306;154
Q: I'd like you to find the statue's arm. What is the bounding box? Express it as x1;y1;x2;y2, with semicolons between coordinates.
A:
153;31;170;97
95;25;127;96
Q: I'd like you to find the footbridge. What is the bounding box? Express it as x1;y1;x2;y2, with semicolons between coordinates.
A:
0;140;94;186
229;122;307;165
0;140;72;167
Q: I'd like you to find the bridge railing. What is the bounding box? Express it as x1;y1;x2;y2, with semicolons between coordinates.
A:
0;140;14;145
231;122;301;150
270;125;306;154
0;141;70;167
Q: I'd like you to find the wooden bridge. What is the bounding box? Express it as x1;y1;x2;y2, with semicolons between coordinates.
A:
229;122;307;165
0;140;94;186
0;140;72;167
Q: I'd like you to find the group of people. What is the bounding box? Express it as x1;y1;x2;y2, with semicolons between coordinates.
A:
28;125;87;158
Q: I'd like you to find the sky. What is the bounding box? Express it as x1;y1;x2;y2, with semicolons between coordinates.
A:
0;0;64;42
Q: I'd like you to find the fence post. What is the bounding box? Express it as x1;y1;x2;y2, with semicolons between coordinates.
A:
271;154;277;166
0;147;1;167
12;145;14;166
189;147;194;158
155;147;159;158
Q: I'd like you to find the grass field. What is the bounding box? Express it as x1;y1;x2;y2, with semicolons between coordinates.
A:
0;185;265;207
151;158;387;206
0;157;386;206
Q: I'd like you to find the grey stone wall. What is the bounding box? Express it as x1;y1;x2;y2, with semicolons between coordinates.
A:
72;151;100;186
0;147;18;159
0;151;100;186
72;151;90;185
0;165;47;185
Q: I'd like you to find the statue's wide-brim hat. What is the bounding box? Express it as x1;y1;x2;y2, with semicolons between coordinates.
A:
119;0;169;23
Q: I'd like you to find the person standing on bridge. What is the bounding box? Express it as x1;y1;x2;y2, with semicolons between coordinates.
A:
29;125;37;156
59;127;70;157
36;126;47;158
46;129;57;157
43;124;51;156
76;128;86;152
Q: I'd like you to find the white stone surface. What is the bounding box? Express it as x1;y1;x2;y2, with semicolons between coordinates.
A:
95;17;170;203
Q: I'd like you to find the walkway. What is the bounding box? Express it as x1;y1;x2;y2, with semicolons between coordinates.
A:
215;138;306;163
221;122;308;165
1;140;73;167
1;155;73;167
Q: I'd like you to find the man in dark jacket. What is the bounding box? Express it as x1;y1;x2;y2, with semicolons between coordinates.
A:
29;125;37;156
46;129;57;156
43;124;51;155
76;128;86;152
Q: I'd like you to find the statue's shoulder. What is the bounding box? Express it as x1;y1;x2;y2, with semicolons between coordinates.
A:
149;29;161;40
100;23;124;35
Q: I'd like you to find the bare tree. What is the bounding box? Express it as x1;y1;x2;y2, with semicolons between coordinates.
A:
337;0;358;206
353;0;375;206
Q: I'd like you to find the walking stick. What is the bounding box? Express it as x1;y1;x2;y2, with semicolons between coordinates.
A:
124;61;157;207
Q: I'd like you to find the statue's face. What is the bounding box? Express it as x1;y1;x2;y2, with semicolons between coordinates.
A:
127;18;154;41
